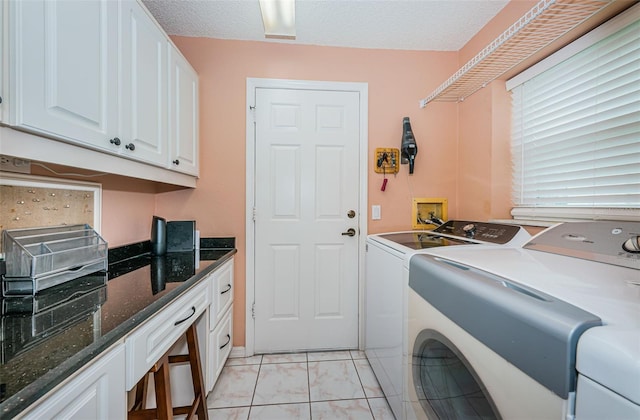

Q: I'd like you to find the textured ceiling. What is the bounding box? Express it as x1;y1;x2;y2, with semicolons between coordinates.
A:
142;0;510;51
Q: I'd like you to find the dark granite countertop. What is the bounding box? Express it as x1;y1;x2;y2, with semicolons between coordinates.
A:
0;238;236;418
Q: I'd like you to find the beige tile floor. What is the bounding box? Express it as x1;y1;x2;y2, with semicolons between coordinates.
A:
206;350;395;420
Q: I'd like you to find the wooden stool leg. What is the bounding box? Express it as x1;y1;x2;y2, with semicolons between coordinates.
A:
132;373;149;411
185;323;208;420
153;354;174;420
128;323;207;420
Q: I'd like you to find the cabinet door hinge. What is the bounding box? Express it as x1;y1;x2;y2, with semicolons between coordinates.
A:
253;207;257;222
251;302;256;319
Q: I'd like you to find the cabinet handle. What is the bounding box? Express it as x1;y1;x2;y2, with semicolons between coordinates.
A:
221;284;232;294
173;159;180;165
174;306;196;326
219;334;231;350
110;137;121;146
125;143;136;151
0;96;3;104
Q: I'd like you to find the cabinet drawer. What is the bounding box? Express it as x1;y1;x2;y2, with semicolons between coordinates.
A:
210;259;234;328
125;281;209;390
207;305;233;392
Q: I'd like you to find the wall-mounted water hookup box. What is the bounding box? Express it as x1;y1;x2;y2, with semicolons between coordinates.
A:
412;198;448;230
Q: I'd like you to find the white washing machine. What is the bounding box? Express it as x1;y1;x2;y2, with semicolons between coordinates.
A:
365;221;531;419
406;221;640;419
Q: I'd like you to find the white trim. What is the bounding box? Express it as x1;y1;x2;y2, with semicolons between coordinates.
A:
0;172;103;232
511;207;640;223
491;219;557;228
507;3;640;90
245;78;369;356
228;346;246;359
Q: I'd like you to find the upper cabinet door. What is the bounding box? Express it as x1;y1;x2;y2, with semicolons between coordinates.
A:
169;47;199;176
1;0;5;122
119;0;168;167
11;0;120;152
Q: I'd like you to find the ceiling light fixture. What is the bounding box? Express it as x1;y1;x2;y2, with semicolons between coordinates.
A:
259;0;296;39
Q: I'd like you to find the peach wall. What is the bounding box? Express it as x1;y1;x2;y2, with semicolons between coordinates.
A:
456;81;513;221
457;86;494;221
455;1;537;220
101;189;156;246
490;80;515;220
156;38;460;346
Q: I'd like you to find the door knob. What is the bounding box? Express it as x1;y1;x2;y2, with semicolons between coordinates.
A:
341;228;356;237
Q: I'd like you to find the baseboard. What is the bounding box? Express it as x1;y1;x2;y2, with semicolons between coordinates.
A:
229;346;246;359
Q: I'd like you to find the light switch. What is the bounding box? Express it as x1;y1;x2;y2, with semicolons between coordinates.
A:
372;205;381;220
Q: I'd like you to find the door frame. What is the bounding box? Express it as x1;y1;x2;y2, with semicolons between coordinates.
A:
245;78;368;356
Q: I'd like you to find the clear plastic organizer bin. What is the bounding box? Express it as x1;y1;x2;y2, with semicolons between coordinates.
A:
2;224;108;296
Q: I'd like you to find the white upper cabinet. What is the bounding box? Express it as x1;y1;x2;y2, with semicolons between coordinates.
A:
1;0;6;122
5;0;199;181
169;48;199;176
119;0;169;167
10;0;121;153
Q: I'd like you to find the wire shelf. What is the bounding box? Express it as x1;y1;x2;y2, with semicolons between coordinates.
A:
419;0;613;108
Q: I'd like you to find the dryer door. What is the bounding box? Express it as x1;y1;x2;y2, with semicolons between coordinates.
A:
411;329;500;419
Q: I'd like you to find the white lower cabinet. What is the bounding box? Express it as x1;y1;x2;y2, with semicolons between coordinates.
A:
19;343;126;420
135;258;235;404
140;312;209;409
207;258;235;392
17;257;234;417
124;279;210;390
210;259;234;326
208;305;234;391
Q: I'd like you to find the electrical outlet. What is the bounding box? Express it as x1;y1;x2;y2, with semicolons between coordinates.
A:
0;155;32;174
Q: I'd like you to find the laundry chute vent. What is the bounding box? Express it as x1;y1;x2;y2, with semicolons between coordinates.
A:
419;0;612;108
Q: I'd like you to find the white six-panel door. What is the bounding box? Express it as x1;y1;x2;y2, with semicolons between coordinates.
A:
253;87;361;353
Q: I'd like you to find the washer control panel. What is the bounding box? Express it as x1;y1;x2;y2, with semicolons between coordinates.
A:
524;221;640;270
433;220;525;244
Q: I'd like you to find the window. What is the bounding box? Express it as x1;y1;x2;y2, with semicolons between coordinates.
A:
507;6;639;222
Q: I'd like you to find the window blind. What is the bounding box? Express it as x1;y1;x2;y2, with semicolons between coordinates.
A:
510;12;640;220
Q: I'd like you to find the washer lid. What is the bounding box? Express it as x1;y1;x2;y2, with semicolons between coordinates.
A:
524;221;640;270
577;327;640;405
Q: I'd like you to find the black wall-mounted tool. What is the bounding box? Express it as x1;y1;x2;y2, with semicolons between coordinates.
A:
400;117;418;174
